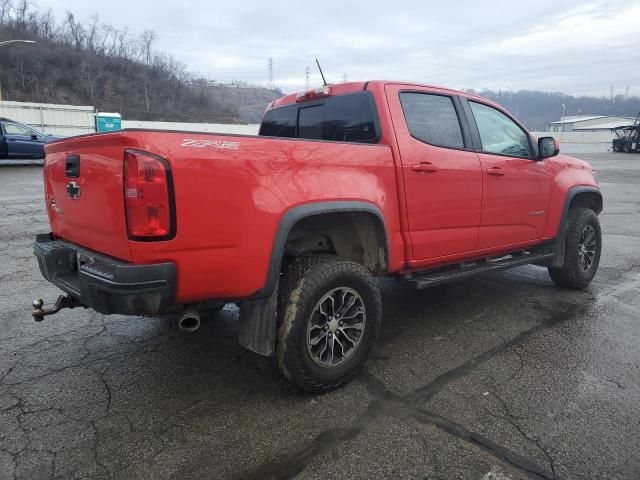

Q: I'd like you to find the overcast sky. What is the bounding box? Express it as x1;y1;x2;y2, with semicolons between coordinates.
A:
35;0;640;96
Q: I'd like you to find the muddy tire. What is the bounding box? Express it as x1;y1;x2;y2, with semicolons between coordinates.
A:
276;255;381;393
548;208;601;290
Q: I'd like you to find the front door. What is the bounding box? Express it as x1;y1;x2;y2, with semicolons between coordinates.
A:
386;85;483;264
464;99;553;249
1;122;45;158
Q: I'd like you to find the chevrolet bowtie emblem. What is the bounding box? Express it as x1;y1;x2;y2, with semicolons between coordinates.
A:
66;181;81;199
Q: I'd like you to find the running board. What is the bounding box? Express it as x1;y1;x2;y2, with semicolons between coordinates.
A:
401;249;555;289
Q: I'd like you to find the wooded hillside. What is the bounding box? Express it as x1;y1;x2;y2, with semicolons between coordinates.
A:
0;1;281;123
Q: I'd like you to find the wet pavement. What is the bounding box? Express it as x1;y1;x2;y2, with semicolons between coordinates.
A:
0;148;639;479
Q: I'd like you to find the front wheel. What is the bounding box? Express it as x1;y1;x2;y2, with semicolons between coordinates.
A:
548;208;601;289
276;255;382;393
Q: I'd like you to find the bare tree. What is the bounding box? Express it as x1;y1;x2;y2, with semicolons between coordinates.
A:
14;0;28;27
66;11;85;49
80;59;102;104
86;14;99;52
0;0;13;26
140;29;156;64
38;8;57;39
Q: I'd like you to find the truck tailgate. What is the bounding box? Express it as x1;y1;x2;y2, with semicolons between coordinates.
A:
44;133;132;261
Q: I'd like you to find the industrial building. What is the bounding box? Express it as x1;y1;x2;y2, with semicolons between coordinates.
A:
548;115;635;133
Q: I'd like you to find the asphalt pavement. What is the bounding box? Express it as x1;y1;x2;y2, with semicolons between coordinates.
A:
0;146;638;479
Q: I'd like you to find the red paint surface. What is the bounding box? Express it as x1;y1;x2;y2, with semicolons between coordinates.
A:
43;81;599;303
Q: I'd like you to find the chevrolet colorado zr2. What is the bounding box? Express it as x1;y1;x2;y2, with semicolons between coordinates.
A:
33;81;603;392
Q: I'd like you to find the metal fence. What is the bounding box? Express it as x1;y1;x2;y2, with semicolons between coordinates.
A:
0;100;96;136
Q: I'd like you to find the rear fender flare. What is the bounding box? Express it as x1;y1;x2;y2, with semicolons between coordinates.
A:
258;200;389;299
238;201;388;356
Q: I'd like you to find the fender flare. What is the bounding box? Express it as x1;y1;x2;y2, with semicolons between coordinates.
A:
238;201;389;356
550;186;603;267
256;200;389;299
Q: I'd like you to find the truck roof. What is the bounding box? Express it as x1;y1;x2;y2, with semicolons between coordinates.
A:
268;80;498;111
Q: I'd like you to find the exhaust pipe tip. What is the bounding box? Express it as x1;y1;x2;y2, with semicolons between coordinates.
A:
178;307;201;333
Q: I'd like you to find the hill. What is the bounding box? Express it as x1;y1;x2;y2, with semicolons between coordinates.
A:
471;89;640;131
0;4;281;123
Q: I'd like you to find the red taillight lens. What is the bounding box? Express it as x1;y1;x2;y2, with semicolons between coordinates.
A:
295;86;332;102
124;150;174;240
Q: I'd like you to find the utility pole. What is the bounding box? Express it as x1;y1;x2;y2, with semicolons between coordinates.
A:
267;57;274;89
342;73;347;83
305;66;310;89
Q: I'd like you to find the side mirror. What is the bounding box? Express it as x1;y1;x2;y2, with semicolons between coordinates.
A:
30;133;38;140
538;136;559;159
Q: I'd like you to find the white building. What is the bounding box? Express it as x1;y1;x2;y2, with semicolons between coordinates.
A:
548;115;635;133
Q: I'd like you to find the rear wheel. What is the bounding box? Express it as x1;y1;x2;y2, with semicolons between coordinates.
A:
276;255;381;393
548;208;601;289
612;142;621;152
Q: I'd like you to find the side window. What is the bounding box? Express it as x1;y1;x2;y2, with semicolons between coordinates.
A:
3;123;33;136
399;92;464;149
469;101;532;158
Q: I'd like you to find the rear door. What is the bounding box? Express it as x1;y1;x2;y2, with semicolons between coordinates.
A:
386;84;483;263
462;98;553;249
1;121;46;157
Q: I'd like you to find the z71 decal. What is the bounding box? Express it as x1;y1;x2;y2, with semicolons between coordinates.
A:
180;139;240;149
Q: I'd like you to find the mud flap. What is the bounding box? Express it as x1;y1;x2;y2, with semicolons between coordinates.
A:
238;281;278;356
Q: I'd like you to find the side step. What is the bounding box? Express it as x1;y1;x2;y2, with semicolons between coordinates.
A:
401;249;555;289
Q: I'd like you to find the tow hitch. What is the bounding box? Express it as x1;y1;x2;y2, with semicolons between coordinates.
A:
32;295;81;322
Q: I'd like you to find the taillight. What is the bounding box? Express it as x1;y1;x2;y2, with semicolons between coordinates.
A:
124;149;175;240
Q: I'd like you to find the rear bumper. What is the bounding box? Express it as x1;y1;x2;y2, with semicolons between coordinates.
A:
34;233;176;315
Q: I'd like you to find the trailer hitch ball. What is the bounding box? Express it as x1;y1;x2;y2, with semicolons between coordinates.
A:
32;295;78;322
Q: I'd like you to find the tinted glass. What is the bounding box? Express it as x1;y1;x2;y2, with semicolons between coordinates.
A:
298;105;323;139
399;93;464;149
259;106;296;138
469;101;532;157
259;92;378;143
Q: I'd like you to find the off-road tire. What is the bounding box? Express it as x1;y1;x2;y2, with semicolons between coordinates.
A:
276;255;382;393
548;207;601;289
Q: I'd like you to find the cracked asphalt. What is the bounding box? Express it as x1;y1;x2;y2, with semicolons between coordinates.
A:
1;146;639;479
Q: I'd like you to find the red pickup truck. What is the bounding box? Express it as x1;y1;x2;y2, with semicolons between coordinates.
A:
34;81;602;392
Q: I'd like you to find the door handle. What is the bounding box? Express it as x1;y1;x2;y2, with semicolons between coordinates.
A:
411;162;438;173
487;167;505;176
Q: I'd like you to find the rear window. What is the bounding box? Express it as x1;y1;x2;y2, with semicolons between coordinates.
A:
259;92;379;143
